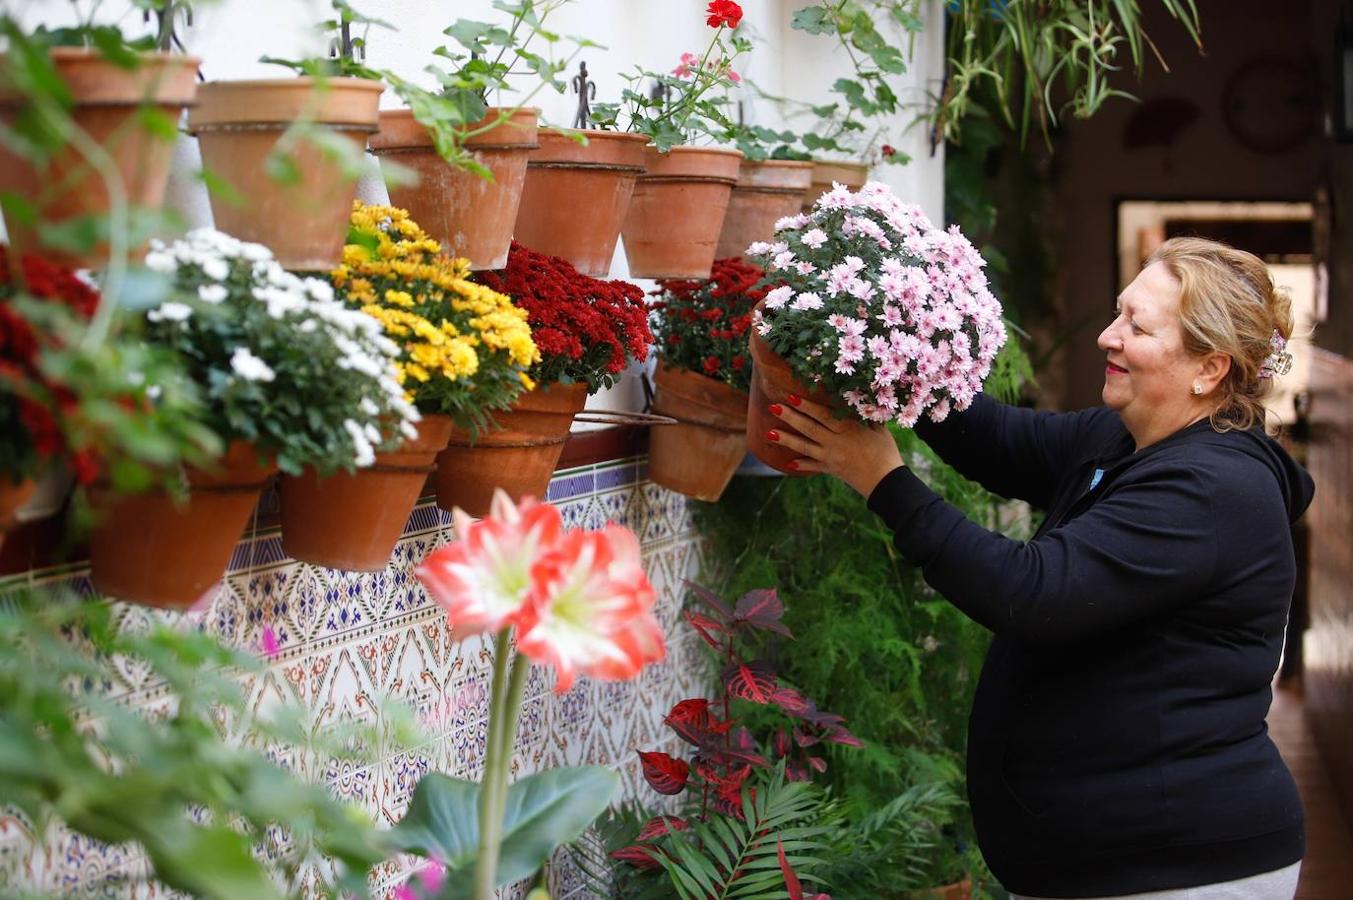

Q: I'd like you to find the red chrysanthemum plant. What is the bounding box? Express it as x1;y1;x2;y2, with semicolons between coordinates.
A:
0;248;216;509
475;241;652;392
613;582;861;883
651;255;765;392
394;489;665;900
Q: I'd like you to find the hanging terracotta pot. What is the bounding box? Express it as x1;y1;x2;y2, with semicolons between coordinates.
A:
648;362;749;502
187;77;383;271
714;159;814;260
746;326;835;475
0;48;200;266
513;129;649;276
277;416;454;571
434;381;588;518
620;145;742;279
89;442;276;610
800;159;870;213
0;477;37;555
370;107;539;270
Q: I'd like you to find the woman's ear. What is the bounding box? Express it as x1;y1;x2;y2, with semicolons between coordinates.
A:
1198;351;1232;393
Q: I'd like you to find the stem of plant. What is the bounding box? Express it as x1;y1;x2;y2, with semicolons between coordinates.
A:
475;629;514;900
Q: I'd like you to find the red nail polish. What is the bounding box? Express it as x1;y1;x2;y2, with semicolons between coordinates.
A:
768;403;783;416
786;459;799;471
766;430;780;443
787;394;802;407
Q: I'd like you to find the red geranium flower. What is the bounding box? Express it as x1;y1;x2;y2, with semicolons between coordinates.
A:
706;0;743;29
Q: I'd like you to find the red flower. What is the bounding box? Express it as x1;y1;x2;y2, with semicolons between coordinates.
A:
703;355;719;375
882;144;896;157
474;242;651;390
652;256;765;391
706;0;743;29
638;750;690;795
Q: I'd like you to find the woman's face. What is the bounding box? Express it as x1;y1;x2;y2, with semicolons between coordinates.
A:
1097;262;1209;448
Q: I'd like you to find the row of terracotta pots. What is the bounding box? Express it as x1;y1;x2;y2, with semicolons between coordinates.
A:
87;382;588;609
0;49;870;278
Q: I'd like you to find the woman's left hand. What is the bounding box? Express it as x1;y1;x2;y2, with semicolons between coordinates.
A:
768;394;905;498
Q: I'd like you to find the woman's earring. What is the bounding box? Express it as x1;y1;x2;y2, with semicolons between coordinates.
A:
1191;381;1203;395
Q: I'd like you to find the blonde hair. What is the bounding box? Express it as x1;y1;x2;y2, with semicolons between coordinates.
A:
1145;237;1293;433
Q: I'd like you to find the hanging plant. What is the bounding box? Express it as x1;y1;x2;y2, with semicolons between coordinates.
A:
651;256;765;392
473;241;651;393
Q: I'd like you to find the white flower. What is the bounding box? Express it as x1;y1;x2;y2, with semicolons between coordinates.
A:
791;292;824;311
801;228;828;249
148;301;193;322
230;346;276;383
202;257;230;282
343;418;376;468
764;285;794;310
360;397;380;417
198;283;228;304
144;251;175;273
304;279;335;303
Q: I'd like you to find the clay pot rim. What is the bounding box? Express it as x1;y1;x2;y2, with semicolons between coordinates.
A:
741;158;815;169
528;127;650;169
638;144;744;184
371;106;540;151
537;128;650;144
0;48;202;106
188;76;384;131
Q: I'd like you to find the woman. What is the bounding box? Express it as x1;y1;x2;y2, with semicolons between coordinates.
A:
767;237;1311;899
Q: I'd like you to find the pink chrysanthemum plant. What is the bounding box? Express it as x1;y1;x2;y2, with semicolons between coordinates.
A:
747;181;1008;426
389;490;665;900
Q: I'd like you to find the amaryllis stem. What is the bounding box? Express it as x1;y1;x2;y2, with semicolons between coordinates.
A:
475;629;514;899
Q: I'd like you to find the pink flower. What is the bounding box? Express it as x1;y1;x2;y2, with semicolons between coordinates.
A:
415;490;564;637
673;52;700;78
800;228;828;249
516;526;664;693
726;67;741;84
260;625;280;659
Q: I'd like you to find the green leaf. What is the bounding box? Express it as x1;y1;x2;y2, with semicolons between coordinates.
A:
790;6;835;35
390;766;618;894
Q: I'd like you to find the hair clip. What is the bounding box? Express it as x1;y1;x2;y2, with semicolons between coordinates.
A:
1258;329;1292;379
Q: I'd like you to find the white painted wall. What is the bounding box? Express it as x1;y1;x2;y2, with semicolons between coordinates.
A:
9;0;946;416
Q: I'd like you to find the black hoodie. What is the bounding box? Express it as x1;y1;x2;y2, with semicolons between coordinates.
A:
867;395;1313;898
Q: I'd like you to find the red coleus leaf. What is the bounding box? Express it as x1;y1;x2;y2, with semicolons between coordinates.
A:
683;609;727;651
683;579;734;622
637;815;689;842
637;750;690;795
773;727;791;759
809;756;828;773
723;660;777;705
664;698;729;746
826;726;864;748
610;844;663;870
771;686;811;716
733;588;793;636
778;838;804;900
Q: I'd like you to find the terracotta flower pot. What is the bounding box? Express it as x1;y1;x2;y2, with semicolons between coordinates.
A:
800;158;871;213
187;77;383;271
0;49;200;266
278;415;454;571
434;382;588;518
746;326;835;475
620;145;742;279
714;159;814;260
648;362;749;502
513;129;649;276
89;442;276;609
0;477;37;555
370;107;539;270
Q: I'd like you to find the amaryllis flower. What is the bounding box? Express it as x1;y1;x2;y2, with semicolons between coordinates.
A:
706;0;743;29
515;525;664;693
415;490;564;637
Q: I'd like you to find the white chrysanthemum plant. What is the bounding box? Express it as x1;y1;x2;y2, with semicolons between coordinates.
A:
747;181;1008;427
142;228;419;475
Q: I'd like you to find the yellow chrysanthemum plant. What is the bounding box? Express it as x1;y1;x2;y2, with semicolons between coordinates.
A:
331;203;539;436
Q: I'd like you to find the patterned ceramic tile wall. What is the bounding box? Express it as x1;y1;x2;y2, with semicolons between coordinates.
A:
0;456;712;899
